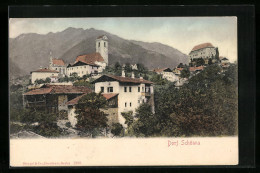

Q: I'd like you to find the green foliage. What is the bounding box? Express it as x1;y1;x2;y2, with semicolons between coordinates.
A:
121;111;134;127
111;123;124;137
156;64;238;137
180;67;190;78
75;93;108;137
73;80;93;89
131;104;156;137
150;73;168;85
10;123;24;134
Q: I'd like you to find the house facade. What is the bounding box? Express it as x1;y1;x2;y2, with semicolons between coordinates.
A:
154;68;179;82
67;61;100;77
92;73;154;127
189;43;218;65
31;68;59;84
23;84;92;113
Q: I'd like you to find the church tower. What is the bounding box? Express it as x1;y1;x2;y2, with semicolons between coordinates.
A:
96;35;108;64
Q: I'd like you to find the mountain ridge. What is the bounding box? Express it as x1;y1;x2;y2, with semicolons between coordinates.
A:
9;27;189;78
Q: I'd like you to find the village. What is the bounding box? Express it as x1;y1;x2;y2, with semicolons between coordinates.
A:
10;34;233;138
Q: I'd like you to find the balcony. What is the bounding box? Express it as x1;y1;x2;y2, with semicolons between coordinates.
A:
141;92;151;97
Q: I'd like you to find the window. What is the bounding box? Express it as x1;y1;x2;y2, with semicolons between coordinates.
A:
82;71;84;74
129;87;132;92
125;102;127;107
92;66;93;69
98;42;100;47
138;87;140;92
143;99;145;103
56;68;57;70
107;87;113;93
84;66;86;68
104;42;106;47
100;87;104;93
138;100;140;103
130;102;132;107
124;87;127;92
142;87;144;92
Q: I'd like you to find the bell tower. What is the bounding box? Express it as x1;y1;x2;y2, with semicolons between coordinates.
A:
96;35;108;64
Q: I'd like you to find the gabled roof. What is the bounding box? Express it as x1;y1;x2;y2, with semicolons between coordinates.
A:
76;53;104;65
92;74;153;84
31;68;59;73
52;59;65;66
102;93;118;100
66;93;87;105
189;66;204;72
69;60;100;67
66;93;118;106
190;43;214;52
24;85;92;96
153;68;172;73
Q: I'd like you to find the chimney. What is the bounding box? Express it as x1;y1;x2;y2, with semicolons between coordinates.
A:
122;70;125;77
131;72;135;78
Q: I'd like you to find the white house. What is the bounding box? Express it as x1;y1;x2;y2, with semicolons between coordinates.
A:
66;61;100;77
153;67;179;82
31;68;59;84
49;52;67;77
189;43;218;65
92;72;154;127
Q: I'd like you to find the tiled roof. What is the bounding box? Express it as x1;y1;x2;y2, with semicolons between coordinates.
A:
102;93;118;100
31;68;59;73
189;66;204;72
176;68;184;71
191;43;214;52
66;93;87;105
67;93;118;105
153;68;172;73
76;53;104;64
92;74;153;84
24;85;92;95
52;59;65;66
97;35;106;39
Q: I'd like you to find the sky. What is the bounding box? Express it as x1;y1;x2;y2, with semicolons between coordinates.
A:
9;17;237;62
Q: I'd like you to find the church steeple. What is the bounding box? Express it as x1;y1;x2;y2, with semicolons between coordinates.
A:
96;35;108;64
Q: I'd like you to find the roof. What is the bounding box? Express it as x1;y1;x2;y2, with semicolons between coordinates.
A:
69;60;100;67
189;66;204;72
221;57;229;61
92;74;153;84
76;53;104;64
24;85;92;96
97;35;107;39
191;43;214;52
66;93;87;105
153;68;172;73
102;93;118;100
31;68;59;73
66;93;118;105
52;59;65;66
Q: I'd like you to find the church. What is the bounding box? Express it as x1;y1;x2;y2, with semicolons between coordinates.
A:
66;35;108;77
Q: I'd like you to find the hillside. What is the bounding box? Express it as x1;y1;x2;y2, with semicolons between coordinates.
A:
9;27;188;78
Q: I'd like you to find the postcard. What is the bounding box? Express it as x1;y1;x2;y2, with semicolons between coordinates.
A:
9;17;238;166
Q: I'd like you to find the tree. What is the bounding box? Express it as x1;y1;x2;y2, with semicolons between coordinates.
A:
150;73;168;85
131;104;156;137
45;77;51;83
180;67;190;78
196;58;205;66
121;111;134;127
215;47;219;60
75;93;108;137
111;123;123;137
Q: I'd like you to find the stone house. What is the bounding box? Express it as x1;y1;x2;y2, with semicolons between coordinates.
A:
23;84;92;113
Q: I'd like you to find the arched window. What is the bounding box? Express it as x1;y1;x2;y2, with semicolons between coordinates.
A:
98;42;100;47
104;42;106;47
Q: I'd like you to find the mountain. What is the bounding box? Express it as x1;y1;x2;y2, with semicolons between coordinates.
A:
9;27;189;78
